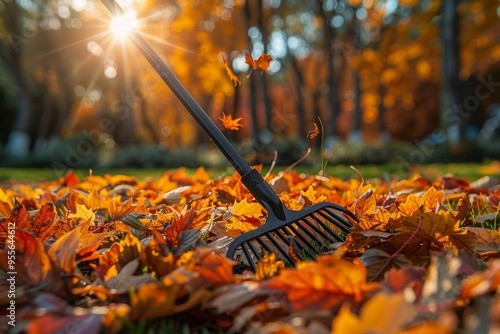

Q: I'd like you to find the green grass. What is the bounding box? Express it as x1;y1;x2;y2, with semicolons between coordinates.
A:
0;162;499;183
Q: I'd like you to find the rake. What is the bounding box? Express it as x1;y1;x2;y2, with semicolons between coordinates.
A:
101;0;356;271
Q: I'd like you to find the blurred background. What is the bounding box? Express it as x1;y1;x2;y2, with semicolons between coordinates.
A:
1;0;500;173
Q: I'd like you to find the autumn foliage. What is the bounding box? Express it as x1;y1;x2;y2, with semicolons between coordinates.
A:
1;168;500;332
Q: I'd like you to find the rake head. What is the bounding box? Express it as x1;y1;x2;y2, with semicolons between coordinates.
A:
226;202;356;271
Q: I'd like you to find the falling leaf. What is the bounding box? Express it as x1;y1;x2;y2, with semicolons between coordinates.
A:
466;227;500;258
219;112;243;131
383;266;426;301
220;53;241;86
459;260;500;300
245;52;273;72
307;123;319;139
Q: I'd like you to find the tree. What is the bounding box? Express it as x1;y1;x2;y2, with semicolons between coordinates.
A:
441;0;462;145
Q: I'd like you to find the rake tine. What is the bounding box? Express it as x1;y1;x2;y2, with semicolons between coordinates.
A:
301;215;339;243
265;232;295;264
247;240;262;261
284;231;318;259
255;238;273;253
272;228;291;245
279;227;318;261
283;224;321;254
319;208;353;232
241;243;256;272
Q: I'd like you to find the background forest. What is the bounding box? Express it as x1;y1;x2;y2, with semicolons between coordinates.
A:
1;0;500;171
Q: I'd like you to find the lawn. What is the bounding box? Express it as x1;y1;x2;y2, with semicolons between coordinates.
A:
1;161;499;183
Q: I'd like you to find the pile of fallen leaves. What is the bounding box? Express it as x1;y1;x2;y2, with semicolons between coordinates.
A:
1;166;500;333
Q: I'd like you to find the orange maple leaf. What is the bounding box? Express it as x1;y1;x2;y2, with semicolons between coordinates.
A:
219;112;243;131
164;208;196;248
261;254;380;312
224;198;263;236
245;52;273;72
220;53;241;86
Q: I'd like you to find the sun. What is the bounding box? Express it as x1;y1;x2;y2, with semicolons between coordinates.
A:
109;11;139;38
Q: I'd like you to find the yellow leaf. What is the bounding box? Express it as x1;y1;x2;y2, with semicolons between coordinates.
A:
331;292;416;334
231;198;263;219
0;188;13;217
68;203;94;221
220;53;241;86
398;187;444;217
256;253;285;280
301;185;326;205
307;123;319;139
224;217;260;237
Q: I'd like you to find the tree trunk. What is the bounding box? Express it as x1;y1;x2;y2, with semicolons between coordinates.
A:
243;1;261;141
113;45;136;146
256;0;272;131
3;1;32;155
349;72;362;143
441;0;463;145
289;56;307;137
315;0;339;138
377;85;389;142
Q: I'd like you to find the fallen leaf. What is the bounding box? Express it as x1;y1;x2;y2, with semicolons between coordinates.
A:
48;219;91;273
262;255;380;312
331;291;416;334
256;253;285;280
